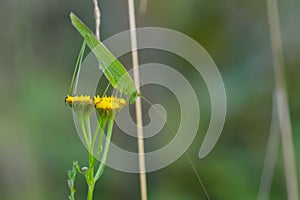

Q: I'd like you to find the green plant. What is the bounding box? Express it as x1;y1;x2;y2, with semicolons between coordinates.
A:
65;13;138;200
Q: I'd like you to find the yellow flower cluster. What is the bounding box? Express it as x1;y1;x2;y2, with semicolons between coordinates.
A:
65;95;126;118
65;95;93;106
94;95;126;110
93;95;126;117
65;95;94;115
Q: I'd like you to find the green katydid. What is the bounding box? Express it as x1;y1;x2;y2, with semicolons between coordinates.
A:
68;13;212;196
70;12;140;104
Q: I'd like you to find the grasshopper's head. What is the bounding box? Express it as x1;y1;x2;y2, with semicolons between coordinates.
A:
129;90;141;104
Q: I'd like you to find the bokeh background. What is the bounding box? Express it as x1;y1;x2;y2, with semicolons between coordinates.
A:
0;0;299;199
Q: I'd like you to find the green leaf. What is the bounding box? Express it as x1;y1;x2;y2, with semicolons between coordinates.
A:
70;12;137;98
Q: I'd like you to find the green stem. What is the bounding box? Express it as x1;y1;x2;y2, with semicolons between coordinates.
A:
78;113;90;148
86;165;95;200
95;118;114;181
70;189;75;200
91;117;102;153
87;183;94;200
96;118;107;156
85;116;92;148
84;117;95;200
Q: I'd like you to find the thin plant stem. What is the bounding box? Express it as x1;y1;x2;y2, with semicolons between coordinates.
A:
91;117;102;154
266;0;299;199
85;116;92;147
127;1;148;200
86;151;95;200
96;118;107;156
92;0;101;40
77;113;96;200
78;113;90;148
70;194;75;200
95;118;114;181
257;94;280;200
83;117;95;200
86;163;95;200
87;183;94;200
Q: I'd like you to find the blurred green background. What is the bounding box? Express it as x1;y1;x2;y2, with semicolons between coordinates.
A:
0;0;299;199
